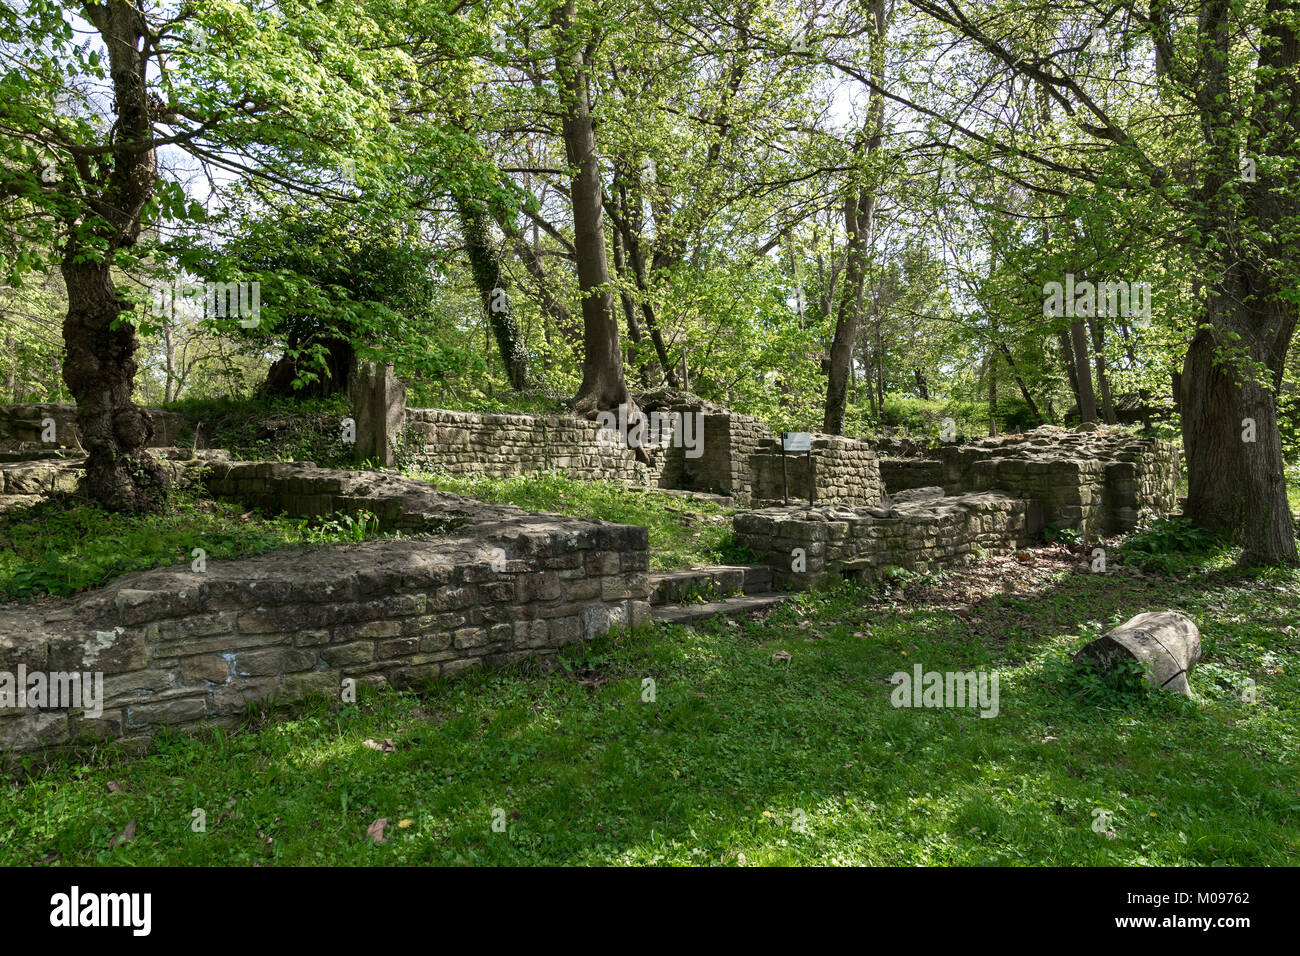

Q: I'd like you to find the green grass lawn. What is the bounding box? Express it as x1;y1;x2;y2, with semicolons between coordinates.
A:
413;471;746;571
4;544;1296;866
0;488;389;602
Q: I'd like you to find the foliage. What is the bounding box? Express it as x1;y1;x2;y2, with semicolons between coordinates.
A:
0;486;389;602
1117;517;1224;574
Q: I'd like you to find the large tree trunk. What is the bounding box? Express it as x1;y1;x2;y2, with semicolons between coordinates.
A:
1178;0;1298;565
261;335;355;399
59;0;167;512
61;259;167;512
458;198;528;390
1181;321;1296;564
551;0;646;460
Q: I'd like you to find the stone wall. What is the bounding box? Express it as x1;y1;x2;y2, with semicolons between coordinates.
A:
0;465;650;755
403;407;668;486
0;403;191;451
877;428;1179;537
666;411;772;504
0;448;223;514
733;491;1042;590
750;436;884;507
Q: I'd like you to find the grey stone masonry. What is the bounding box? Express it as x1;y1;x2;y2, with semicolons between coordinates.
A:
0;464;650;756
876;427;1178;538
733;492;1043;590
0;403;191;451
750;435;884;507
403;406;668;486
351;362;405;467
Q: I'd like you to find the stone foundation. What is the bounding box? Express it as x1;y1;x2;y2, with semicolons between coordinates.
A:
733;492;1042;590
0;465;650;755
878;428;1178;537
0;403;191;451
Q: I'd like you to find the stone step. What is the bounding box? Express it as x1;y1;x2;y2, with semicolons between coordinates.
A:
651;593;789;627
648;564;773;605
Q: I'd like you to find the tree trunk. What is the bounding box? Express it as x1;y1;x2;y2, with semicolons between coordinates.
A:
262;336;355;399
458;198;528;390
1088;316;1117;423
987;351;998;436
1069;319;1098;423
551;0;646;459
608;209;649;387
824;0;887;434
61;259;167;512
1177;0;1298;564
1058;329;1081;413
59;0;167;512
823;186;871;434
3;332;15;402
1181;322;1296;564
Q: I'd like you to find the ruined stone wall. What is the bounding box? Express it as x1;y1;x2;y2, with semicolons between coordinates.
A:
647;410;772;504
0;465;650;755
0;403;191;451
876;428;1179;537
733;492;1042;590
750;436;884;507
403;407;668;486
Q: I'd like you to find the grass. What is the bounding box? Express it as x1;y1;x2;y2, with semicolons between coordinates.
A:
3;544;1296;866
0;486;389;602
411;471;749;571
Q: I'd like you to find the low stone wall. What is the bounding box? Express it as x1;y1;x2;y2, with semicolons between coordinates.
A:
733;491;1042;590
878;428;1178;537
0;465;650;755
403;406;669;486
750;436;884;507
0;448;228;513
0;403;191;451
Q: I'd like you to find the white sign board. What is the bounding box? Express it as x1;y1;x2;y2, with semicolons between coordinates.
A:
782;432;812;452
